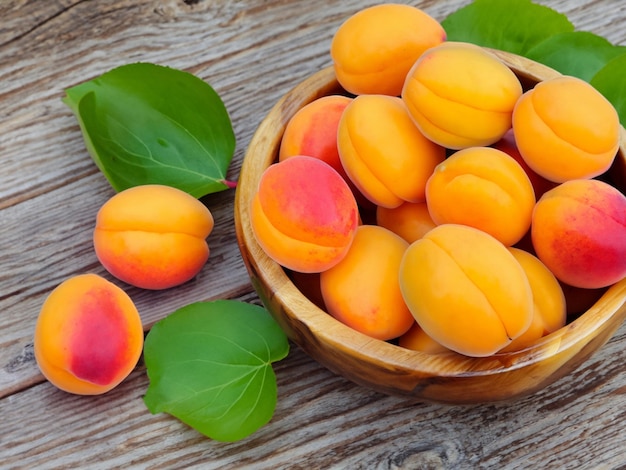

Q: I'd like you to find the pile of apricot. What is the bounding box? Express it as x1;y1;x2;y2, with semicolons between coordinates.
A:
35;184;215;394
250;4;626;357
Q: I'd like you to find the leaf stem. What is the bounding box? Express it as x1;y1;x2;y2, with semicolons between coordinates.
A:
222;179;238;189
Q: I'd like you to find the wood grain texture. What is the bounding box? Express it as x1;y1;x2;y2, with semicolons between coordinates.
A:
1;0;625;468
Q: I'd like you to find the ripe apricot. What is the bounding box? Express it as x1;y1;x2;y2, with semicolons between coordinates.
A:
512;76;620;183
492;129;558;199
278;95;370;207
531;179;626;288
320;225;414;341
337;94;445;208
34;274;143;395
279;95;351;178
376;201;437;243
94;184;214;290
425;146;535;246
250;156;359;273
402;42;523;149
399;322;450;354
399;224;533;357
499;248;566;353
330;4;446;96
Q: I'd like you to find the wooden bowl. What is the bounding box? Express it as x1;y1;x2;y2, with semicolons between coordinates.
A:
234;50;626;404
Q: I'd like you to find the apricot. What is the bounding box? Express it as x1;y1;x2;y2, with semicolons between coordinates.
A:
330;4;446;96
337;94;446;208
399;322;450;354
278;95;370;207
512;76;620;183
499;248;566;353
279;95;351;178
425;147;535;246
320;225;414;341
531;179;626;288
94;184;214;290
376;201;437;243
250;155;359;273
399;224;533;357
34;274;143;395
402;42;523;149
492;129;558;199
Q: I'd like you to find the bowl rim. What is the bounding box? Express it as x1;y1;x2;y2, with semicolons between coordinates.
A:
234;49;626;379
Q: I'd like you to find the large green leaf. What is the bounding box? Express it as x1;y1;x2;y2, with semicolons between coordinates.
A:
591;53;626;128
63;63;236;198
143;300;289;442
526;31;626;82
442;0;574;56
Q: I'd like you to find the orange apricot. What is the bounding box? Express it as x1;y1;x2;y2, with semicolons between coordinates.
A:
398;322;450;354
34;274;143;395
531;179;626;288
250;156;359;273
330;4;446;96
499;248;566;353
94;184;214;290
279;95;351;178
402;42;523;149
425;146;535;246
512;76;620;183
278;95;370;207
492;129;558;199
337;94;446;208
399;224;533;357
320;225;414;341
376;201;437;243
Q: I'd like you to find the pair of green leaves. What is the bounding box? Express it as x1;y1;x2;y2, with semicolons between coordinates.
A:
442;0;626;127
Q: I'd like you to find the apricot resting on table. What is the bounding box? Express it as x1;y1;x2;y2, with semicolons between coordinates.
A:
499;248;566;353
250;155;359;273
399;224;533;357
531;179;626;289
513;76;620;183
330;3;446;96
94;184;214;290
402;42;523;149
34;274;143;395
425;146;536;246
376;201;437;244
320;225;414;341
337;94;445;208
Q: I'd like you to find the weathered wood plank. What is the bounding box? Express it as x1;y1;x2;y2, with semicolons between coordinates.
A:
1;326;625;469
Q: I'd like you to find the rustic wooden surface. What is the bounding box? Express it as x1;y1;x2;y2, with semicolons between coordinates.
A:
1;0;624;468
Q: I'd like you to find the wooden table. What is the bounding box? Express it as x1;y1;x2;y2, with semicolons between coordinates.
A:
1;1;624;468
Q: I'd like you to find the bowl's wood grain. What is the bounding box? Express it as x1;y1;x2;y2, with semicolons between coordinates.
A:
234;51;626;403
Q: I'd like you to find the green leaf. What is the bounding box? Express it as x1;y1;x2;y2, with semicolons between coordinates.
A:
591;53;626;128
526;31;626;82
143;300;289;442
63;63;236;198
442;0;574;56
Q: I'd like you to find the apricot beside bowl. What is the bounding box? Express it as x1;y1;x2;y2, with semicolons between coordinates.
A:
234;50;626;404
